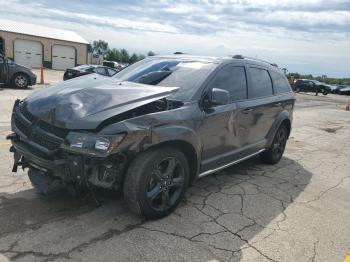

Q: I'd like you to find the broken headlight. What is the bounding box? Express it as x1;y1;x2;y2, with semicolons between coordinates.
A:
62;132;126;156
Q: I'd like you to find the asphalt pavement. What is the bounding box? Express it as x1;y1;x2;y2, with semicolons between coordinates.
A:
0;88;349;262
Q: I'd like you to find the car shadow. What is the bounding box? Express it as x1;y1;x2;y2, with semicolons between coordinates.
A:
0;156;312;261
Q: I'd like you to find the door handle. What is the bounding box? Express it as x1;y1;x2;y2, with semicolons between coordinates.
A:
243;108;254;114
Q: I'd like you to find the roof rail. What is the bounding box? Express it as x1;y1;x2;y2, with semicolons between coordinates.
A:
232;54;244;59
232;55;278;67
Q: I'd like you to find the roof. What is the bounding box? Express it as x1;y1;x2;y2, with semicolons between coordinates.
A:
0;19;88;44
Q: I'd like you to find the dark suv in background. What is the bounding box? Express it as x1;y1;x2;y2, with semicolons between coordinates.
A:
293;79;331;95
8;55;295;219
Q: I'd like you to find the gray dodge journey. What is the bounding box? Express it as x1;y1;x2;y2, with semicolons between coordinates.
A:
8;54;295;219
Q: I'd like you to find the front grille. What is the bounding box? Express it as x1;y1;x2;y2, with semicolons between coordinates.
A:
19;102;35;122
31;132;62;151
14;116;31;137
13;102;68;152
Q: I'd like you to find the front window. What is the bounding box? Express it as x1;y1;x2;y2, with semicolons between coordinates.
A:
114;58;218;101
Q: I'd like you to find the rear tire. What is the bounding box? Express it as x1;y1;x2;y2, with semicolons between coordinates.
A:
322;90;328;95
28;168;65;195
123;147;189;219
12;73;29;89
260;125;288;164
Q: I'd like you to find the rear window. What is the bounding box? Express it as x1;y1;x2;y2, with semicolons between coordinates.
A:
248;67;273;98
270;71;291;94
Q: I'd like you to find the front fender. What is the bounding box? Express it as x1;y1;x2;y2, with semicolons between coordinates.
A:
149;125;202;159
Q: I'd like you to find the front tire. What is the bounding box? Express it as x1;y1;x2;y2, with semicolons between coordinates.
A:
12;73;29;89
260;125;288;164
124;147;190;219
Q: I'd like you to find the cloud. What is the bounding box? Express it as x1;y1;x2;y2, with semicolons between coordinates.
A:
2;0;350;35
0;0;349;77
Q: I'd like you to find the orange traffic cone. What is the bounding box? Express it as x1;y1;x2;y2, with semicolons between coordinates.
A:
40;64;44;85
346;101;350;111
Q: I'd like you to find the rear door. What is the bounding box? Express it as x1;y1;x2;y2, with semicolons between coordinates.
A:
235;66;277;152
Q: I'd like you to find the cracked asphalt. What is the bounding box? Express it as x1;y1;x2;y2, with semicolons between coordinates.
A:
0;86;350;262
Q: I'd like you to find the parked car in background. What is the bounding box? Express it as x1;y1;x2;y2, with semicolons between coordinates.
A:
293;79;331;95
333;85;349;94
339;86;350;96
328;84;338;93
0;54;37;88
103;61;119;69
63;65;118;80
8;54;295;219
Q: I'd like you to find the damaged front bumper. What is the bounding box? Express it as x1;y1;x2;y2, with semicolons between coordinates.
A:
7;133;129;190
8;99;155;190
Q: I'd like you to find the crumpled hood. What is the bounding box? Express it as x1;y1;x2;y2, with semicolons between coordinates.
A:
25;74;178;129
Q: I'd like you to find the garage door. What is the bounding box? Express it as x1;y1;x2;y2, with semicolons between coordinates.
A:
14;39;42;68
52;45;75;70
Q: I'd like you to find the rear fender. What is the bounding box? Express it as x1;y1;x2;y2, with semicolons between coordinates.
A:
266;110;291;148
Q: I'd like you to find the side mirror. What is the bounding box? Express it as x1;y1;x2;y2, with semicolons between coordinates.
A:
211;88;230;106
6;59;14;65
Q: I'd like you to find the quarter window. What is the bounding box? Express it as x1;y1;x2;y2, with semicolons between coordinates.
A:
210;66;247;102
270;71;291;93
249;67;273;98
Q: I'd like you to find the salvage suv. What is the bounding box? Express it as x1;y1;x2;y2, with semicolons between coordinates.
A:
7;55;295;219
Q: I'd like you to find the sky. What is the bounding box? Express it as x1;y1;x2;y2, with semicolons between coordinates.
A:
0;0;349;77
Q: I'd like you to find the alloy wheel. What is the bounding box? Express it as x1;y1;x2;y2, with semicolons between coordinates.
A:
15;75;28;88
146;157;185;211
272;128;287;160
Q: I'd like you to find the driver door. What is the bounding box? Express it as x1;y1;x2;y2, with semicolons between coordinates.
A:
198;65;248;172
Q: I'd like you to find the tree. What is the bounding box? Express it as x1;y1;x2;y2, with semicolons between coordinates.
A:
120;49;130;64
129;53;138;64
147;51;155;56
92;40;109;55
137;54;146;61
107;48;121;62
87;43;93;53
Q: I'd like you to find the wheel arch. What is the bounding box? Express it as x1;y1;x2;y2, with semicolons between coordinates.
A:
147;139;200;185
11;71;30;85
266;111;292;148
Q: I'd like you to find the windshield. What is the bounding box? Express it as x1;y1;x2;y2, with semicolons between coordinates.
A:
114;58;218;101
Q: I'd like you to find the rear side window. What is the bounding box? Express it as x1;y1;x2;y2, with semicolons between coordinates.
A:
96;67;107;76
107;68;117;76
209;66;247;102
270;71;291;93
85;67;95;73
248;67;273;98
